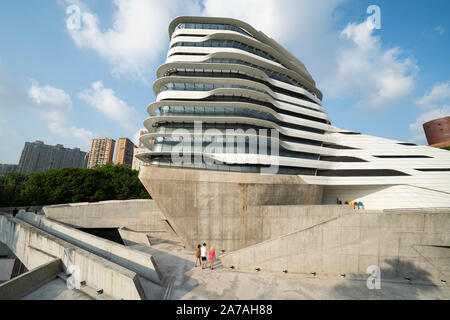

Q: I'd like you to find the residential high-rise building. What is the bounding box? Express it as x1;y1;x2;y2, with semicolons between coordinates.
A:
135;16;450;251
132;130;149;171
114;138;135;167
423;116;450;148
87;138;116;169
17;141;88;174
137;130;148;148
0;164;18;175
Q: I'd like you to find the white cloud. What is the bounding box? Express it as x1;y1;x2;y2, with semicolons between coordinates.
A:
410;81;450;144
65;0;201;81
64;0;417;111
324;20;416;110
28;81;96;148
78;81;141;132
29;82;73;123
415;81;450;109
48;122;95;147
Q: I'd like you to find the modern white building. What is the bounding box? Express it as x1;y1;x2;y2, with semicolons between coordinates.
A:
137;16;450;211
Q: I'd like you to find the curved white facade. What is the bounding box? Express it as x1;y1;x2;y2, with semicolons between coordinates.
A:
138;16;450;210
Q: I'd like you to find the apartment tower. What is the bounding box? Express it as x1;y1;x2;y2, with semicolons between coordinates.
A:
87;138;116;169
114;138;135;167
17;140;88;174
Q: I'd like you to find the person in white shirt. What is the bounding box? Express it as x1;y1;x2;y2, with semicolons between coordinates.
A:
200;243;207;269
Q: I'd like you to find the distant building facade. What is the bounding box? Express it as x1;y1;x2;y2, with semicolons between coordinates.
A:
0;164;18;176
17;141;88;174
114;138;135;167
423;116;450;148
132;147;148;171
87;138;116;169
132;130;149;171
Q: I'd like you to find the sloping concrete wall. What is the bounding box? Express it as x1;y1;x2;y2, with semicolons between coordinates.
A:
17;212;162;284
244;204;356;247
0;213;146;300
139;166;324;251
220;210;450;285
119;227;152;247
0;259;15;281
43;200;168;236
0;259;61;300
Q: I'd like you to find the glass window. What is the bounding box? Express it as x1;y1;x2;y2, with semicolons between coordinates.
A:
174;83;184;90
194;83;204;90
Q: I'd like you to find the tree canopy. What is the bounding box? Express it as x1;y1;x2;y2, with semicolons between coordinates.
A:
0;165;150;207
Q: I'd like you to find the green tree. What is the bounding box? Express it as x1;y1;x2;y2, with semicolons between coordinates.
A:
3;165;150;207
0;172;29;207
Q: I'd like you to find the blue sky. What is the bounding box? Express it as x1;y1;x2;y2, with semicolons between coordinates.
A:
0;0;449;164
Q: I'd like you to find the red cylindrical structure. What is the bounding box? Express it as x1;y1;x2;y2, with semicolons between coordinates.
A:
423;116;450;147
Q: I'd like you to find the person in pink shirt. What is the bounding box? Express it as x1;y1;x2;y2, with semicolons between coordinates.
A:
209;246;216;270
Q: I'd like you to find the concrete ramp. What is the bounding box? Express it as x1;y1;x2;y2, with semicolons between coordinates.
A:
0;213;147;300
220;210;450;285
43;200;171;236
0;259;61;300
119;227;152;247
17;212;163;285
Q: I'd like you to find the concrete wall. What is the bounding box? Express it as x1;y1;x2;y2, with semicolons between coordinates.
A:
139;166;323;251
244;204;356;247
17;212;162;284
43;200;167;235
0;259;15;281
0;259;61;300
220;209;450;285
0;242;12;257
0;213;146;300
119;227;152;247
323;184;450;210
0;207;43;215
